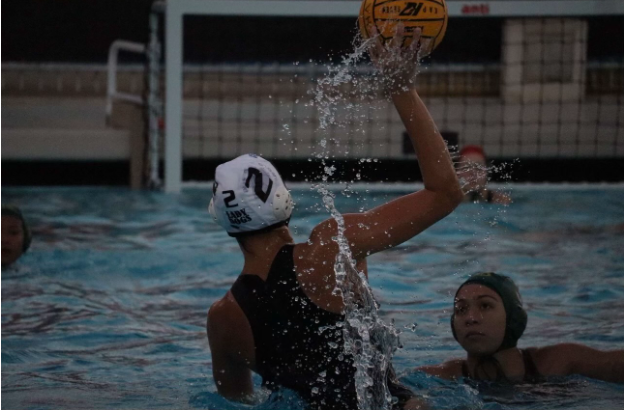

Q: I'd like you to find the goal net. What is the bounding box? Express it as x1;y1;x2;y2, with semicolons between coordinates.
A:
146;0;624;191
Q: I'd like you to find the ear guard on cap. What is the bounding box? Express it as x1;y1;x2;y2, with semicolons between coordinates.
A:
208;197;218;222
272;185;293;222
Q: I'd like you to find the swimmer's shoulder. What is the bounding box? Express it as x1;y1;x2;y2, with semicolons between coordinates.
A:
294;218;342;271
207;292;247;335
297;213;376;262
207;291;245;328
207;292;256;364
522;345;565;376
525;343;596;377
300;218;340;252
417;358;465;380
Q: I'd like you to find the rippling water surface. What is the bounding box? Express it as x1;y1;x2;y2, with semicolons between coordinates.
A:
2;186;624;409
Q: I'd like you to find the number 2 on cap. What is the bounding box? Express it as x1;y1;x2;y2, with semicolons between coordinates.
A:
223;190;238;208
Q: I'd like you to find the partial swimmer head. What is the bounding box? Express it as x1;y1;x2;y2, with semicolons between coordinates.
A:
209;154;293;237
459;145;486;163
2;205;32;266
457;145;488;192
451;272;527;355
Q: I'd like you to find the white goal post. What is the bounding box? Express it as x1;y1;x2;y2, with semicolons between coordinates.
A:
154;0;624;193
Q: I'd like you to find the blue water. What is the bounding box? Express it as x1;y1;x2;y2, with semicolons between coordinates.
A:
2;186;624;409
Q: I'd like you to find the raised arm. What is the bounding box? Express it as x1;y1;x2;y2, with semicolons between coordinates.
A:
308;26;462;260
346;88;462;258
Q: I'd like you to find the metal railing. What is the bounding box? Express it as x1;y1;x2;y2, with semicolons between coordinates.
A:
106;40;146;124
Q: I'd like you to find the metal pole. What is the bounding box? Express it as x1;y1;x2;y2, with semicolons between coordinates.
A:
148;6;163;188
164;1;183;193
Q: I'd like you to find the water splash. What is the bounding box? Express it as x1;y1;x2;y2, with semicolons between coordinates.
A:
454;151;517;204
308;33;404;410
318;184;401;410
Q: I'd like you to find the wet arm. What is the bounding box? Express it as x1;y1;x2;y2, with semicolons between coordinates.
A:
392;88;461;201
207;304;255;402
340;88;462;259
307;28;461;259
540;344;624;384
567;345;624;383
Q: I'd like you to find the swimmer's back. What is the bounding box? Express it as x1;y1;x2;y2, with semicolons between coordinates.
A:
230;244;358;409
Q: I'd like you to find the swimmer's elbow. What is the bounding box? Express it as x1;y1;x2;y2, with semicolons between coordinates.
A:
448;187;464;209
446;177;465;208
424;171;462;206
435;188;463;216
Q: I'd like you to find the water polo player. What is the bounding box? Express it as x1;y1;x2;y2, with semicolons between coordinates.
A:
2;205;32;267
456;145;510;205
418;273;624;384
206;27;463;410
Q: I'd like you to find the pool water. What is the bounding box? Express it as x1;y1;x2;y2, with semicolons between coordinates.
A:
2;185;624;409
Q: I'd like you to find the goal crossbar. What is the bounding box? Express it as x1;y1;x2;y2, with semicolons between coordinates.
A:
160;0;624;192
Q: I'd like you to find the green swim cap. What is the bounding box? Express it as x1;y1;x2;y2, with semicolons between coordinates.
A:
2;205;32;252
451;272;527;351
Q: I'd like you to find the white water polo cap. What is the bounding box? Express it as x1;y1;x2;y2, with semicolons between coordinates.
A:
209;154;293;236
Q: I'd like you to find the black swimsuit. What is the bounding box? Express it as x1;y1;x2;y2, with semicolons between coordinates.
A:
461;349;542;382
230;244;415;410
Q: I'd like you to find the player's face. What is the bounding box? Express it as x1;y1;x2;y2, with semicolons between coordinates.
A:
458;152;488;192
2;216;25;266
453;284;506;356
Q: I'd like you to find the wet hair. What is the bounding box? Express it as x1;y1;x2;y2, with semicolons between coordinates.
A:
234;221;291;253
231;218;291;239
2;205;32;252
451;272;527;352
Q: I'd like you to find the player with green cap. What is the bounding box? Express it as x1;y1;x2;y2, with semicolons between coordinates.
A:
417;272;624;384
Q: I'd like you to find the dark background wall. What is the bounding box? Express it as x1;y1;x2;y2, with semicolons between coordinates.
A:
3;0;622;64
2;0;154;63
